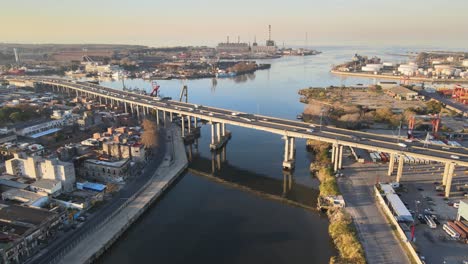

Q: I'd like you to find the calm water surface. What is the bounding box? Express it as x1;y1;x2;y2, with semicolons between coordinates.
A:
96;46;420;264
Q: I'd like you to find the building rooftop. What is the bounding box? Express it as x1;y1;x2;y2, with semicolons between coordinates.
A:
385;85;418;95
30;179;60;190
0;179;29;190
2;189;47;205
0;201;57;226
85;158;129;168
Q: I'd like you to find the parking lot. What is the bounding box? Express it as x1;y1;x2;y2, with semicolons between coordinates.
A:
339;150;468;264
397;165;468;264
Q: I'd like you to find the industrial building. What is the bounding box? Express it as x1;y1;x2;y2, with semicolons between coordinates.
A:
0;202;63;264
216;38;250;54
383;86;419;101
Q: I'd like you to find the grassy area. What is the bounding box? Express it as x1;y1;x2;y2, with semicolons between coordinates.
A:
307;140;366;264
328;209;366;264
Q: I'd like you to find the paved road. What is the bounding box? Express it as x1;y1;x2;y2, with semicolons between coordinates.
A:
337;158;410;264
418;89;467;114
9;76;468;167
27;129;167;264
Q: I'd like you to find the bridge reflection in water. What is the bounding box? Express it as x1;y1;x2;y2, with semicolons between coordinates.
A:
185;142;319;210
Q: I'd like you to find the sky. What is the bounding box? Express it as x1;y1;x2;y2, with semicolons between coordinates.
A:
1;0;468;48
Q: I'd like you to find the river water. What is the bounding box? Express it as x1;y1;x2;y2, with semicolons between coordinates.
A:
95;46;421;264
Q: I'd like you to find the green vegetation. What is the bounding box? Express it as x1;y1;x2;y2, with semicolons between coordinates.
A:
307;140;366;264
425;100;443;114
0;106;41;124
328;209;366;264
315;166;339;197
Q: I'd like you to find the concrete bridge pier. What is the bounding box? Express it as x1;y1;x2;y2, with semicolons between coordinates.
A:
156;109;160;125
387;153;396;176
444;163;456;197
332;144;342;172
396;154;404;182
331;145;336;163
181;115;186;137
282;136;295;170
442;162;451;185
187;116;192;134
210;122;230;150
338;145;343;170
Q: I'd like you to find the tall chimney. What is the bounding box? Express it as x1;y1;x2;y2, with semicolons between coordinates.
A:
269;25;271;41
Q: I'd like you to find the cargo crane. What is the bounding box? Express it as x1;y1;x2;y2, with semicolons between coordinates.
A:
150;81;160;97
408;114;441;139
452;84;468;105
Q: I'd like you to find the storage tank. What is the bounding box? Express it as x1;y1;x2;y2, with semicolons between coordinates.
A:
463;59;468;67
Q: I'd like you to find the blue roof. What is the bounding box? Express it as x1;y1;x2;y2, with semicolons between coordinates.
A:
30;128;61;138
82;182;106;192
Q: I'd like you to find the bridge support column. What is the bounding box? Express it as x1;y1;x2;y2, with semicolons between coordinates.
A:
124;102;128;113
333;145;339;172
282;137;295;170
331;145;336;163
289;137;295;160
156;109;160;125
170;112;173;122
221;123;226;137
388;153;396;176
396;155;404;182
181;115;185;138
442;162;450;185
105;97;108;105
194;117;198;128
338;145;343;170
187;116;191;133
99;97;102;104
445;163;456;198
216;123;221;143
136;105;140;117
211;124;215;145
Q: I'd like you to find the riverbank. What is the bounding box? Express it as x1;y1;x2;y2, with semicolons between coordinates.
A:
331;70;468;83
307;140;366;264
58;125;188;264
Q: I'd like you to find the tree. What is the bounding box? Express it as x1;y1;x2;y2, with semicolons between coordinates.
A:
140;119;159;148
426;100;442;114
9;112;22;123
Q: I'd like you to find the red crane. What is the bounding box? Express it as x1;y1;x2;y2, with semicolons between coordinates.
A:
408;114;441;139
150;81;160;97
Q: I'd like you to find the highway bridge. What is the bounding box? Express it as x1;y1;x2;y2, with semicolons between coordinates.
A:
7;76;468;197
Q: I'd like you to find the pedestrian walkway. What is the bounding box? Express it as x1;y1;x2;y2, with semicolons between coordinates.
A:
60;126;188;264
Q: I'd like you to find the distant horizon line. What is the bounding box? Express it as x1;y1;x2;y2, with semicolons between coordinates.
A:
0;41;467;51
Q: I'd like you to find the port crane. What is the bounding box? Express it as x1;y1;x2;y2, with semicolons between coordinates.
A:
150;81;160;97
408;114;440;138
